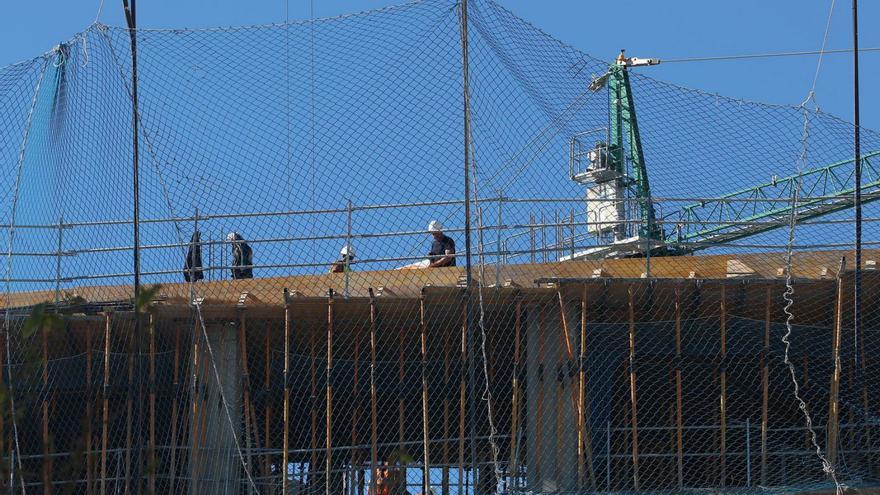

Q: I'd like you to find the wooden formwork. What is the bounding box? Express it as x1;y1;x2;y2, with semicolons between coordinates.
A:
0;265;878;492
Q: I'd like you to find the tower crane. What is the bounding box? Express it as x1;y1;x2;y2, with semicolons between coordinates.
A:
564;50;879;260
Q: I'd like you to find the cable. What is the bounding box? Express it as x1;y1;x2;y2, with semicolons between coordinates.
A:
661;46;880;64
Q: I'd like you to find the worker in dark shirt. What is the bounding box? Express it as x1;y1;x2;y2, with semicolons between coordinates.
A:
329;244;355;273
226;231;254;279
427;220;455;267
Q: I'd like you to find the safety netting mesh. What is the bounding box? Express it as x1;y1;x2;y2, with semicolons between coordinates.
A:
0;0;878;493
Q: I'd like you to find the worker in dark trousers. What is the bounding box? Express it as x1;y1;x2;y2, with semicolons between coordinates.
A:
183;231;204;282
427;220;455;267
226;231;253;279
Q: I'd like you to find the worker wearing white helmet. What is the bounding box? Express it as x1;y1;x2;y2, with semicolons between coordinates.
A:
426;220;455;267
226;232;254;279
329;244;355;273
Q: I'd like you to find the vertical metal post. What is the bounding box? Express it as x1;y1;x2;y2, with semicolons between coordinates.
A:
529;213;536;264
569;209;575;258
496;194;503;287
852;0;864;446
541;211;547;263
41;320;50;494
121;0;143;487
53;216;63;305
555;212;561;260
345;199;352;298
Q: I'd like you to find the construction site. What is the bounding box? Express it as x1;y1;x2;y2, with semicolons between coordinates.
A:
0;0;878;493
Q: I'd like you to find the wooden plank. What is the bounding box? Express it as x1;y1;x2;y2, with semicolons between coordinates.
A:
41;318;50;494
674;288;684;489
148;314;156;494
238;311;255;494
283;300;291;494
509;294;522;491
169;321;181;493
420;290;431;495
719;284;727;487
442;294;451;495
326;290;335;495
368;289;379;495
85;322;94;494
190;318;202;491
827;258;846;466
760;286;771;486
627;286;640;490
264;319;273;480
100;313;111;495
533;306;546;484
578;285;597;490
352;302;362;495
458;294;467;493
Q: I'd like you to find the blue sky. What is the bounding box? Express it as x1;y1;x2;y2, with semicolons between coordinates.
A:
1;0;877;292
1;0;877;128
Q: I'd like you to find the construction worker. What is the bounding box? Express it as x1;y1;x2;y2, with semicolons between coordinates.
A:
183;231;204;282
589;140;609;169
329;244;355;273
427;220;455;267
226;232;253;279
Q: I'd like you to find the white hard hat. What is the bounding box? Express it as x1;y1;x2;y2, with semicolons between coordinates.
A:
226;232;238;242
340;245;355;257
427;220;443;233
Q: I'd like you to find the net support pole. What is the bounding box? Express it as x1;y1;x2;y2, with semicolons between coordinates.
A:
760;286;771;486
122;0;143;493
719;285;727;487
852;0;864;464
828;257;846;466
326;289;335;495
674;288;684;489
283;295;291;495
120;0;143;489
459;1;479;486
419;289;431;495
627;286;640;490
368;289;378;495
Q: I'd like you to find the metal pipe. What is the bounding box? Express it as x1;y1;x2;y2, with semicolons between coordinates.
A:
283;298;291;494
420;290;431;495
627;286;640;490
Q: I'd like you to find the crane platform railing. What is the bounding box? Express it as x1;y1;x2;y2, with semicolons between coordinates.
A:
673;150;880;250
